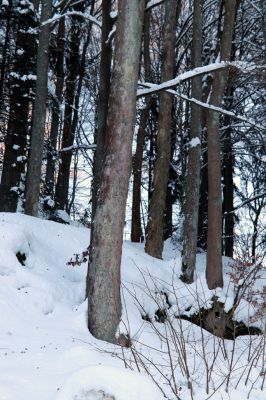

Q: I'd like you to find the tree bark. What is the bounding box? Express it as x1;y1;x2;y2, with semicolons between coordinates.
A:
91;0;113;224
87;0;145;343
206;0;237;289
25;0;52;216
0;1;37;212
131;10;153;243
0;2;12;112
54;15;82;211
43;18;65;211
181;0;203;283
145;0;178;259
222;88;234;258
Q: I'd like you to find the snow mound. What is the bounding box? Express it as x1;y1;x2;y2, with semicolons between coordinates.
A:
56;365;163;400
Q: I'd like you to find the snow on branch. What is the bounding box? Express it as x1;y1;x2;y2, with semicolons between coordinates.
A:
145;0;164;11
178;93;265;131
138;81;265;131
41;11;101;29
58;144;96;153
137;62;266;97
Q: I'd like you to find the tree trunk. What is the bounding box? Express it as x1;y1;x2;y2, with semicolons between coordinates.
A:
25;0;52;216
206;0;237;289
222;88;234;258
0;1;37;212
43;18;65;211
145;0;178;259
164;111;178;241
87;0;145;343
181;0;203;283
90;0;113;224
0;2;12;112
131;10;153;243
54;16;81;210
197;141;208;250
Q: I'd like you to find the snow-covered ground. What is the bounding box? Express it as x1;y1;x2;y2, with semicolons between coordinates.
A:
0;213;265;400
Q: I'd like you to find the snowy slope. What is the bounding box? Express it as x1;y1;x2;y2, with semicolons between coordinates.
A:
0;213;265;400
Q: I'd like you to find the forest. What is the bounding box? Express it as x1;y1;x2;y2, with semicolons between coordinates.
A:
0;0;265;399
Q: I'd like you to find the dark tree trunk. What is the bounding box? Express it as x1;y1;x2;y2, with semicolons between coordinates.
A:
91;0;113;224
131;10;153;243
25;0;52;216
131;104;150;242
206;0;237;289
222;96;234;258
87;0;145;343
0;1;37;212
145;0;178;259
181;0;203;283
54;17;81;211
44;18;65;211
164;112;178;241
0;2;12;112
197;140;208;250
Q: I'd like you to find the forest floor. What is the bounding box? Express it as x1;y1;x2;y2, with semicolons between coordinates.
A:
0;213;265;400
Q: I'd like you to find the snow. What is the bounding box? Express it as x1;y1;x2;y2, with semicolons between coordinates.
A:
189;137;201;148
145;0;164;11
0;213;265;400
55;365;162;400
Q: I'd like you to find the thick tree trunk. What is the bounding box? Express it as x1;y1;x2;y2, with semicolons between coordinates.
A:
206;0;237;289
181;0;203;283
145;0;178;259
54;16;81;211
0;1;37;212
0;2;12;111
131;11;153;243
91;0;113;224
87;0;145;343
25;0;52;216
44;18;65;211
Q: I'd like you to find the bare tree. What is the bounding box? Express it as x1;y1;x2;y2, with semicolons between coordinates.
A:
206;0;237;289
43;17;65;211
91;0;113;224
0;0;37;212
131;9;153;243
145;0;178;259
87;0;145;343
181;0;203;283
54;14;82;211
25;0;52;216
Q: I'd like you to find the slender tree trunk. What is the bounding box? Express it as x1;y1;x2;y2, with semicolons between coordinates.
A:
91;0;113;223
206;0;237;289
131;10;153;243
87;0;145;343
181;0;203;283
145;0;178;259
0;1;37;212
164;109;178;240
222;87;234;258
197;138;208;250
54;17;81;211
261;0;266;62
25;0;52;216
44;18;65;211
252;213;260;263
